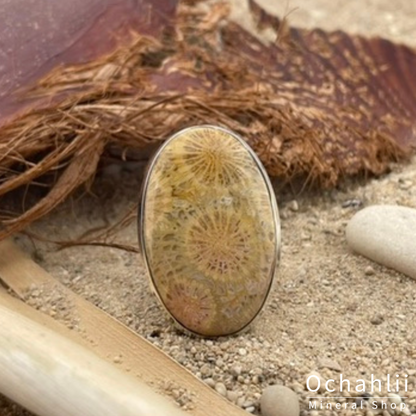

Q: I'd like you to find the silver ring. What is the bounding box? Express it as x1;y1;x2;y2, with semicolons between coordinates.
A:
138;125;280;337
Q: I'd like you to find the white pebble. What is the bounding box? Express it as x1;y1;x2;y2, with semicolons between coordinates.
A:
388;393;402;406
346;205;416;280
260;385;300;416
237;396;246;407
364;265;375;276
305;371;324;392
215;382;227;397
231;365;243;376
203;378;215;388
238;348;247;356
227;390;239;403
288;200;299;212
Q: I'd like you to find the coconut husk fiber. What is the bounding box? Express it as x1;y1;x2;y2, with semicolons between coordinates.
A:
1;0;416;240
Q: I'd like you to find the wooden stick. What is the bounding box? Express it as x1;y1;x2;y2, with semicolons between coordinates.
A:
0;300;187;416
0;240;247;416
0;287;84;344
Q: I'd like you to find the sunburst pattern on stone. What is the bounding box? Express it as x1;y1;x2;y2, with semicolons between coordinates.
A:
141;126;279;337
163;278;216;332
170;128;257;186
185;205;255;280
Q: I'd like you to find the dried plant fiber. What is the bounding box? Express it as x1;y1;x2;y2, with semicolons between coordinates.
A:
0;0;415;239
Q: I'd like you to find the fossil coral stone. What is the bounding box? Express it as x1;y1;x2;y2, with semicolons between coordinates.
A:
139;126;280;337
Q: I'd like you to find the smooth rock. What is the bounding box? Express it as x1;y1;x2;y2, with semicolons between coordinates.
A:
227;390;239;404
370;314;384;325
214;382;227;397
364;265;375;276
260;385;300;416
231;365;243;377
318;358;342;372
388;393;402;406
203;378;215;388
346;205;416;280
238;348;247;356
305;371;325;392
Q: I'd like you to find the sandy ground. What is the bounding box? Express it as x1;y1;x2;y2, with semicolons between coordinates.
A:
1;1;416;415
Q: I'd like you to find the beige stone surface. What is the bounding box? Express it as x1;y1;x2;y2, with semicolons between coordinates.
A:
347;205;416;280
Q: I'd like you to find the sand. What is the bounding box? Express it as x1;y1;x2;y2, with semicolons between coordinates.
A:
1;1;416;415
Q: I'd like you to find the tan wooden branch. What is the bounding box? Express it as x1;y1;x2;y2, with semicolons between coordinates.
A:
0;299;187;416
0;240;247;416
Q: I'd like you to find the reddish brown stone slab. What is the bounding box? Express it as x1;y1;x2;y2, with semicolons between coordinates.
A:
0;0;177;125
